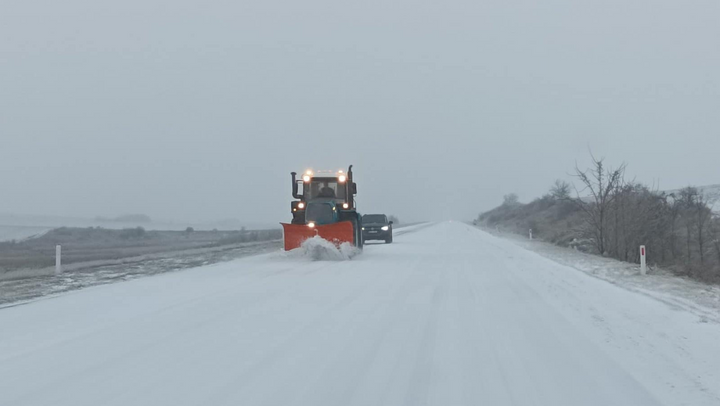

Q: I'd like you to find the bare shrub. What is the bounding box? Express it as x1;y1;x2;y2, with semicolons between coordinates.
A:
570;155;627;255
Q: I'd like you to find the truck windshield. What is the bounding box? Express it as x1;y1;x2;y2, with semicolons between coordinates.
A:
363;215;387;224
305;180;346;200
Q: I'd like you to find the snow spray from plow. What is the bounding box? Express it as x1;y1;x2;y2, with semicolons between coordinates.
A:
289;235;360;261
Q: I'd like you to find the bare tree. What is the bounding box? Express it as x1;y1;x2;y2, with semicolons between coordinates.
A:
550;180;571;200
677;187;714;266
695;193;712;266
503;193;519;206
693;191;713;266
604;182;666;263
709;216;720;266
571;155;626;255
678;187;697;264
665;193;683;260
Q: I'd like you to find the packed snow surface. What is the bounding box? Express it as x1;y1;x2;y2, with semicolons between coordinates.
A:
485;227;720;323
1;222;718;406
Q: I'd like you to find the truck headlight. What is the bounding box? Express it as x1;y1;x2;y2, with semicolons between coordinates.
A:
298;202;305;209
308;222;315;228
342;203;349;209
381;226;389;231
302;175;311;182
338;175;347;182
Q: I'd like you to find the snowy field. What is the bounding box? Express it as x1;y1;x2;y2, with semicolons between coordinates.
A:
0;213;279;242
1;222;718;405
0;225;53;242
0;240;281;307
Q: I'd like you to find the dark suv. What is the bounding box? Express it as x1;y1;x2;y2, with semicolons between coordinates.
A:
361;214;393;244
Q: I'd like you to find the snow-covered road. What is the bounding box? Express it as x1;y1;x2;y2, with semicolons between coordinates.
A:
1;222;718;406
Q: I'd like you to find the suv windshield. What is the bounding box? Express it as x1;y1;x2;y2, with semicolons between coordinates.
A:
363;214;387;224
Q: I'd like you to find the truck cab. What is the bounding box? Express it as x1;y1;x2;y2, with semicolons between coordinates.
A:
282;166;363;250
290;169;357;226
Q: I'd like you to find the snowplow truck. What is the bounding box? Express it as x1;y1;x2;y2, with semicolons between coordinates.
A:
281;165;363;251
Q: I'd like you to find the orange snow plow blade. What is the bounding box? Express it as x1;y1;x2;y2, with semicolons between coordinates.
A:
281;222;355;251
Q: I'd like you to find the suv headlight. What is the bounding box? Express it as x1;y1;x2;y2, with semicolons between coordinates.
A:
381;226;389;231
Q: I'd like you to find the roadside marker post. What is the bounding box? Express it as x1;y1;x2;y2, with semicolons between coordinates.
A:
529;229;533;240
55;245;62;275
640;245;646;275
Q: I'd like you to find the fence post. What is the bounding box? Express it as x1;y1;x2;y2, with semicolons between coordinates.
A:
640;245;646;275
55;245;62;275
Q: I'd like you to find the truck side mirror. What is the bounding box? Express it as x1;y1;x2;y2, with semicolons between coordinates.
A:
291;172;301;199
352;183;357;194
388;221;393;225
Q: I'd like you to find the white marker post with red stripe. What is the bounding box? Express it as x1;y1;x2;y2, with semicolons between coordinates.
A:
640;245;646;275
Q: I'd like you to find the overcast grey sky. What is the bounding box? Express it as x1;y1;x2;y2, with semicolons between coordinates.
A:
1;0;718;225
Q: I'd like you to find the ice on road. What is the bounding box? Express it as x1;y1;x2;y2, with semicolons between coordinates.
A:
1;222;718;406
